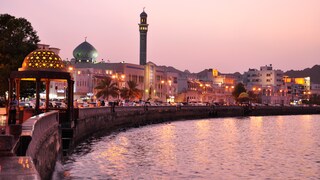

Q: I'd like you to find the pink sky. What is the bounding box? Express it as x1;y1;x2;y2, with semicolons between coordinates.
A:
1;0;320;73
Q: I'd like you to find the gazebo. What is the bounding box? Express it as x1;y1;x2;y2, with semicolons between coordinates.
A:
8;48;74;126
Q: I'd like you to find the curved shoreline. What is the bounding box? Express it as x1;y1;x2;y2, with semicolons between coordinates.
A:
72;105;320;150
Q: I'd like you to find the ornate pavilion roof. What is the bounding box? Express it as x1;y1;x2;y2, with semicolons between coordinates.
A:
19;49;66;72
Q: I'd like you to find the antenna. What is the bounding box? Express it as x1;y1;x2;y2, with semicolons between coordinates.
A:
85;36;87;41
143;7;145;12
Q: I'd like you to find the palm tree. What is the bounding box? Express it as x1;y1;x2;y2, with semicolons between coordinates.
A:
120;81;141;101
94;77;119;101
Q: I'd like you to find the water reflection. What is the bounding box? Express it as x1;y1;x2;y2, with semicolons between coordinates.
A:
58;115;320;179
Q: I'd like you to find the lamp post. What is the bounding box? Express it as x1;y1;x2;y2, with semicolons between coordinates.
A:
252;87;261;103
161;79;173;103
161;80;166;102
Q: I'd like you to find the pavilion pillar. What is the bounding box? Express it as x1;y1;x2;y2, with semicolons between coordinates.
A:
8;78;13;101
67;80;74;122
15;79;20;104
35;78;41;114
45;79;50;112
7;78;14;116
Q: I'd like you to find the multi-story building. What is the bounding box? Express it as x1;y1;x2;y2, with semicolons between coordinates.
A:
243;65;286;104
175;69;237;104
281;76;311;104
243;64;283;90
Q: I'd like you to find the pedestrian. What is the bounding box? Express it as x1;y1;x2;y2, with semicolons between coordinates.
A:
8;95;18;125
73;99;79;108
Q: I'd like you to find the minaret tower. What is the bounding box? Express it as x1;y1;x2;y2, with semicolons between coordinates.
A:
139;8;148;65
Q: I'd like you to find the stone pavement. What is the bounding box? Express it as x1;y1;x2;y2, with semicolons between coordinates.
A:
0;110;40;180
0;156;40;180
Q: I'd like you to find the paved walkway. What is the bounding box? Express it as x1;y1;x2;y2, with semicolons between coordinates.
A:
0;156;40;180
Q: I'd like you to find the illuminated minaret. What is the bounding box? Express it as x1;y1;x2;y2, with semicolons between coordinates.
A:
139;9;148;65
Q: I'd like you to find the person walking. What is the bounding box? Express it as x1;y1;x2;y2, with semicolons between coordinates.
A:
8;95;18;125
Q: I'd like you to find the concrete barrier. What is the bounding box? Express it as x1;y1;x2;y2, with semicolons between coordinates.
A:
20;111;61;180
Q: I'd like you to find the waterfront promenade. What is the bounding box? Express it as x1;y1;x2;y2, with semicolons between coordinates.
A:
0;105;320;179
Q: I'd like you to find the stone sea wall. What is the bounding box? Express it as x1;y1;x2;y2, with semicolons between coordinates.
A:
21;111;61;180
73;105;320;146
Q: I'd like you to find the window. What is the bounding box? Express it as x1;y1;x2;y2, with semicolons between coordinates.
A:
132;75;138;82
139;76;144;83
174;77;177;84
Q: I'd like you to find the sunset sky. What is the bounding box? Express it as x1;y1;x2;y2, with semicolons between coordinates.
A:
1;0;320;73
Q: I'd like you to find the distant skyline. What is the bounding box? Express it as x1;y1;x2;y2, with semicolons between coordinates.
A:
1;1;320;73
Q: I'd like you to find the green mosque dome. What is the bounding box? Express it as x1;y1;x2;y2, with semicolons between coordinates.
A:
73;40;98;63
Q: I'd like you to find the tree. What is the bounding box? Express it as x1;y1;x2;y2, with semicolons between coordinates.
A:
0;14;40;99
120;81;141;101
232;83;246;101
94;77;119;101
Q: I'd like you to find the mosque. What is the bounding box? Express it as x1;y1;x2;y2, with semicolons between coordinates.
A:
59;10;179;102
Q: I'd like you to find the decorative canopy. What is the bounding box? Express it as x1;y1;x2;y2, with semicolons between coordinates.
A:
19;49;66;72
